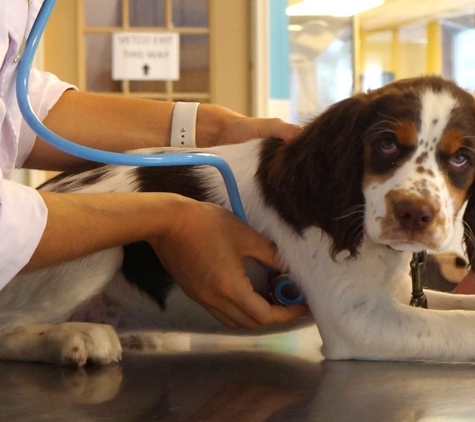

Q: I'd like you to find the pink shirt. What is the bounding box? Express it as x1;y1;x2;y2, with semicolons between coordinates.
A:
0;0;75;288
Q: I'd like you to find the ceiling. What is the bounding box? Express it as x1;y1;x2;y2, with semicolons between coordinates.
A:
288;1;475;31
360;0;475;31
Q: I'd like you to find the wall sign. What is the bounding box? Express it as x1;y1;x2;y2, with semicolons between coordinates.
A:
112;32;179;81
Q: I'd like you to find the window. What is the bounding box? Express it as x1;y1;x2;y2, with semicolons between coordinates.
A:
442;13;475;93
79;0;210;102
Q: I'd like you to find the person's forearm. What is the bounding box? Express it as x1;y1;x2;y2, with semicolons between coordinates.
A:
24;90;175;171
23;90;242;171
23;191;188;271
23;89;301;172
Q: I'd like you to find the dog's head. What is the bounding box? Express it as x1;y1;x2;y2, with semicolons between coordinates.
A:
261;76;475;262
362;77;475;255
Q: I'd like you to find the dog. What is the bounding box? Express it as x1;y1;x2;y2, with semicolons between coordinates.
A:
3;75;475;366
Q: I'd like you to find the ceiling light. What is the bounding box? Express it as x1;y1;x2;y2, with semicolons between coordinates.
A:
286;0;384;17
288;24;304;31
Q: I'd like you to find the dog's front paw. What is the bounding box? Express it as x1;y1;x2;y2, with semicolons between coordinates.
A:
42;322;122;366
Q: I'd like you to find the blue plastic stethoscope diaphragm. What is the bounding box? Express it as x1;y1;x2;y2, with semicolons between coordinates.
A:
269;273;306;306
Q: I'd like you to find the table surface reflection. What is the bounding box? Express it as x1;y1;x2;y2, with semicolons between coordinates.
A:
1;326;475;422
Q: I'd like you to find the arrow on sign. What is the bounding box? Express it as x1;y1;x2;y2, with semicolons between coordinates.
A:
143;64;150;76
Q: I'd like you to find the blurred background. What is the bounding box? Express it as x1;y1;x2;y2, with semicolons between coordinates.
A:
287;0;475;124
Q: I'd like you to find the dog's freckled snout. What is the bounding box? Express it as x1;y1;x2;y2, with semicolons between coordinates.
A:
394;200;434;231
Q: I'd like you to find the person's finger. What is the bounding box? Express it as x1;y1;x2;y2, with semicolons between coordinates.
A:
201;276;268;329
217;277;308;328
209;298;308;330
237;228;284;273
203;274;307;330
272;120;303;142
229;218;283;271
237;292;308;327
256;118;302;142
208;303;261;330
205;307;241;330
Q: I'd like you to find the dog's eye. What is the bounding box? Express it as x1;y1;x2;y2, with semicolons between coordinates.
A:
379;139;398;155
449;151;469;169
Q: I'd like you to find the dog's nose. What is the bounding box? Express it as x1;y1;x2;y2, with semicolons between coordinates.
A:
394;200;434;231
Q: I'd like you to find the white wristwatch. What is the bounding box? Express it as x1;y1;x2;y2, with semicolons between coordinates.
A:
170;102;200;148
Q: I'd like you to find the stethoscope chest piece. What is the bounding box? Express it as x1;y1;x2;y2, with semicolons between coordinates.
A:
269;273;306;306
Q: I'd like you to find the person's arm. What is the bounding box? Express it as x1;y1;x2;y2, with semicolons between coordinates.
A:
24;191;180;269
23;90;301;171
25;191;307;329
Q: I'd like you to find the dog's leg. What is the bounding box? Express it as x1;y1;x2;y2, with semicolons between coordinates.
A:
294;240;475;362
311;273;475;362
422;289;475;310
321;294;475;362
391;270;475;311
0;248;123;365
0;248;123;323
324;282;475;362
0;322;122;366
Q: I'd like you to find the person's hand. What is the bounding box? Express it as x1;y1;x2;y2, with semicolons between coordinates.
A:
148;198;308;329
223;115;302;145
196;104;302;147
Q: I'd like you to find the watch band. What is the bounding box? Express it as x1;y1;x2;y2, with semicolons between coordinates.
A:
170;102;200;148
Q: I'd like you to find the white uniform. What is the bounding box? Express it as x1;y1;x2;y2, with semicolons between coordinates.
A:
0;0;75;288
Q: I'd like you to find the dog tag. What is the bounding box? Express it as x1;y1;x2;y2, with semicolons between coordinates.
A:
409;251;428;309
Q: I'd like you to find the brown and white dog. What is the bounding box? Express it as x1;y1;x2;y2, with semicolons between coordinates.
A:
3;76;475;366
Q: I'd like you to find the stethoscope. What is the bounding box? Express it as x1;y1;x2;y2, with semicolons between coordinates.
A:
16;0;305;307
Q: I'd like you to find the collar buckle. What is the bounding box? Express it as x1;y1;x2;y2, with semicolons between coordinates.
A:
409;251;428;308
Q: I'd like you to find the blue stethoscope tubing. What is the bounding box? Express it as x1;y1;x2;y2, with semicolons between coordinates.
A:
17;0;247;221
16;0;305;306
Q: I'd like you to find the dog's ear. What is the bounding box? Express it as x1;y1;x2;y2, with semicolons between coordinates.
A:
463;187;475;269
261;93;375;259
